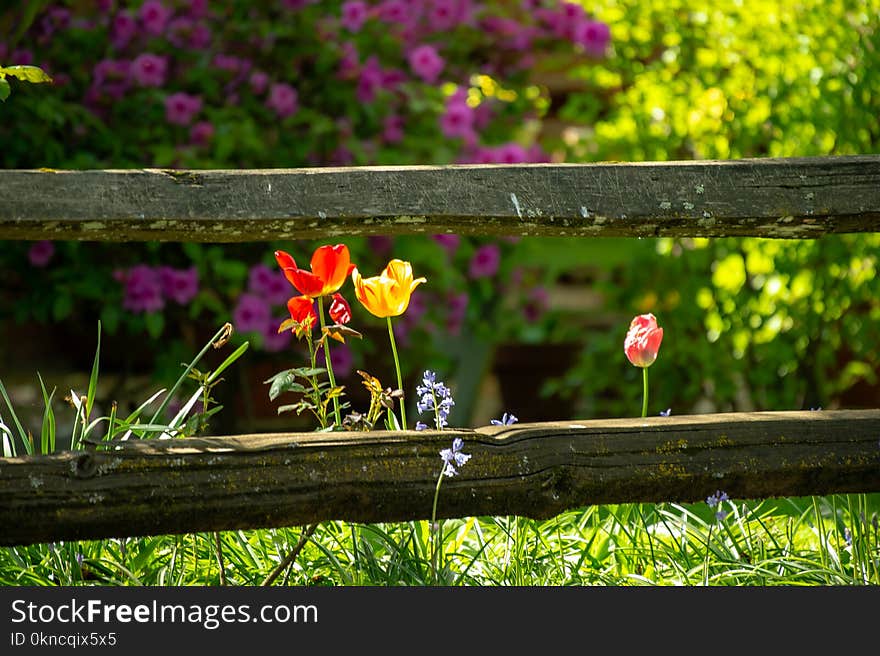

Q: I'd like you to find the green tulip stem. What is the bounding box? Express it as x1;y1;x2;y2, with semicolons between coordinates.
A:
387;316;407;430
317;296;342;428
642;367;649;418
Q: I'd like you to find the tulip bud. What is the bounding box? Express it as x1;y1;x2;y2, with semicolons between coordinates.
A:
624;313;664;368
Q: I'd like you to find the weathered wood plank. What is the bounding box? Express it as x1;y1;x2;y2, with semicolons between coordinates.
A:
1;156;878;241
1;410;878;546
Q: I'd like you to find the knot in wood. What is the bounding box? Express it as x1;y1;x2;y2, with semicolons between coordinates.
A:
73;453;97;479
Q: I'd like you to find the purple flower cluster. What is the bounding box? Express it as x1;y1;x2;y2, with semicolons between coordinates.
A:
231;262;303;352
28;241;55;268
317;343;354;379
439;437;471;477
490;412;518;425
114;264;199;313
17;1;612;170
164;92;202;126
706;490;730;521
468;243;501;279
415;370;455;430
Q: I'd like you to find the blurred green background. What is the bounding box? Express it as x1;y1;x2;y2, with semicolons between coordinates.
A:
1;0;878;437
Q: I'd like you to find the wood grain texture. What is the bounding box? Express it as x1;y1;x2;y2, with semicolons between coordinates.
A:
1;156;879;241
1;410;878;546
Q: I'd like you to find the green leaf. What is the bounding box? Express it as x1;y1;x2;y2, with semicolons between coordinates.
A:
0;78;9;102
385;410;402;431
0;65;53;83
265;369;308;401
144;312;164;339
291;367;327;378
85;321;101;426
37;373;56;455
52;294;73;320
206;341;249;384
0;378;30;454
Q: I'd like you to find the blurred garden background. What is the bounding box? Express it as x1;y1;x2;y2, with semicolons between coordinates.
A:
1;0;879;439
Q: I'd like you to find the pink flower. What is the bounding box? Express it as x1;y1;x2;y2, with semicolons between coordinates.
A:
341;1;368;32
93;59;131;99
440;101;474;139
574;20;611;56
164;92;202;126
383;114;405;143
119;265;164;313
378;0;410;24
187;0;209;19
432;234;460;256
446;291;469;335
10;49;33;65
110;11;137;49
130;53;166;87
233;293;271;333
261;320;292;352
338;41;359;79
282;0;317;9
367;236;394;256
189;121;214;146
266;82;299;118
468;147;498;164
468;243;501;278
158;266;199;304
189;23;212;49
249;71;269;94
357;56;383;103
167;17;212;50
408;44;444;83
28;241;55;267
495;142;529;164
247;263;290;306
139;0;171;36
427;0;462;31
523;286;549;323
624;313;664;368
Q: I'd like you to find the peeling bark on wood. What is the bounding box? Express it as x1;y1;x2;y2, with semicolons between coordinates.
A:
1;410;878;546
0;156;878;241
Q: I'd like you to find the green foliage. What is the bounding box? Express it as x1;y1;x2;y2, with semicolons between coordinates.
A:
547;234;880;417
1;495;877;585
0;64;52;101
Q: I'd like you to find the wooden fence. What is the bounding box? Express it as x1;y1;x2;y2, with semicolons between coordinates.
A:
1;155;879;547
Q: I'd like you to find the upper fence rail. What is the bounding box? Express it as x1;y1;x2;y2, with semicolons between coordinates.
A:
1;155;878;242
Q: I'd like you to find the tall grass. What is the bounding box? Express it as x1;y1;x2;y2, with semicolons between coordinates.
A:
1;495;877;586
1;324;877;586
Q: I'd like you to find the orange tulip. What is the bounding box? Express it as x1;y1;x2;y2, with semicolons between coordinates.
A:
351;259;426;318
275;244;355;298
286;295;318;333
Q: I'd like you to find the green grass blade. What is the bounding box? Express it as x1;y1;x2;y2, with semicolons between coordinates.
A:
206;341;249;384
148;323;234;426
37;373;56;454
85;321;101;423
0;378;31;455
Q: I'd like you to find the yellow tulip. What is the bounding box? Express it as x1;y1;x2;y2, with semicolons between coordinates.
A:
351;259;426;318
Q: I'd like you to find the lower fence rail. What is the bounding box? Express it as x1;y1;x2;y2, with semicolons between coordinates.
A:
1;409;879;547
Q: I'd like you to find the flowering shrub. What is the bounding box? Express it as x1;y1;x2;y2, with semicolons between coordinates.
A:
0;1;609;415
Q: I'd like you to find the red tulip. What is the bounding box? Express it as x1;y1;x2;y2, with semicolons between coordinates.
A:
286;295;318;332
275;244;355;298
624;313;663;368
329;292;352;325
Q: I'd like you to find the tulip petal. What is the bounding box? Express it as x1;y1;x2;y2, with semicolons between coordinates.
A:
329;292;352;325
311;244;352;296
